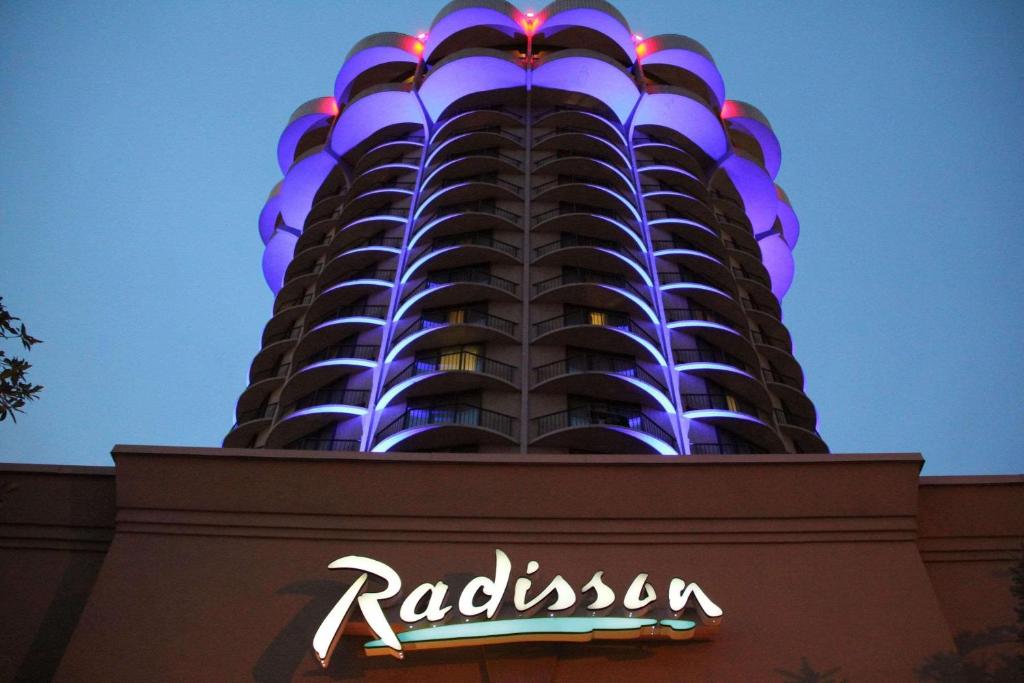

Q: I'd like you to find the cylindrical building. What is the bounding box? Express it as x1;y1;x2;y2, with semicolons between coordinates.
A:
225;0;827;456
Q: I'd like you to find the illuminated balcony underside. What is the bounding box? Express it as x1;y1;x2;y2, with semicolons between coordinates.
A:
377;369;518;410
533;323;665;367
684;409;784;453
529;422;676;456
533;371;672;413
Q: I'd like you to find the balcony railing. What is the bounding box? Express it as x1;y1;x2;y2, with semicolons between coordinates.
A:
403;270;518;301
251;363;291;384
437;173;523;196
532;202;629;226
533;233;620;259
732;266;771;289
663;307;734;327
532;174;618;196
674;348;752;373
320;268;397;293
433;232;520;259
291;387;371;412
533;269;648;301
376;404;517;442
533;356;664;390
263;327;301;346
533;125;622;146
343;204;409;223
303;344;379;366
436;125;523;145
421;200;522;226
774;409;821;435
236;402;277;425
740;297;780;319
751;330;791;351
439;147;522;170
532;309;657;345
276;292;314;311
690;442;762;455
314;303;388;327
658;269;728;291
286;437;360;452
762;367;800;388
383;351;517;393
531;406;674;445
337;234;404;252
393;308;518;343
681;393;769;422
722;235;760;258
532;149;626;170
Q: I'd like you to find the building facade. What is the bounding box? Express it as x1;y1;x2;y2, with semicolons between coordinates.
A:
2;3;1022;681
224;0;827;457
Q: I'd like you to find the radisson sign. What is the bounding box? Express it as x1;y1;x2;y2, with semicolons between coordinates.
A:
313;549;724;668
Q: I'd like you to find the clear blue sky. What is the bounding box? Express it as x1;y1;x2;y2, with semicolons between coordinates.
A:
1;1;1022;474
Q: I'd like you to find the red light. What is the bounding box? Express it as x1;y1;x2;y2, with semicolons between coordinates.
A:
526;11;535;18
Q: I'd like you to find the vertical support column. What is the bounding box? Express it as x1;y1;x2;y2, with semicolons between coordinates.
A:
360;119;433;451
624;107;689;455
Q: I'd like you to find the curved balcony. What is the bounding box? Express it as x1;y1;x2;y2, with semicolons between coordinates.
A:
533;356;673;412
396;269;519;321
674;348;769;406
530;406;677;455
647;207;720;242
414;200;523;245
405;233;521;281
533;270;655;322
417;174;524;216
224;402;278;448
285;436;360;452
531;203;641;252
387;308;518;362
681;392;783;452
424;129;524;171
428;124;524;155
634;131;707;177
655;245;732;288
378;350;518;408
336;186;414;226
330;206;408;250
658;270;743;326
774;409;828;454
640;171;710;206
279;344;379;406
320;236;401;284
651;230;727;265
308;268;396;322
372;403;518;452
272;289;314;316
348;160;420;198
532;151;635;198
350;134;425;178
431;108;524;147
645;193;716;228
425;147;523;186
534;108;626;149
532;130;630;169
665;307;759;370
532;233;645;280
296;305;387;362
532;310;665;366
235;367;287;438
689;440;765;456
533;175;638;219
659;267;735;302
267;387;371;448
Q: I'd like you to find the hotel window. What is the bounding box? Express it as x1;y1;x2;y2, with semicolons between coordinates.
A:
415;344;483;373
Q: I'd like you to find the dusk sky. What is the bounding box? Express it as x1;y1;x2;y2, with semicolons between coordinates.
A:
1;0;1021;475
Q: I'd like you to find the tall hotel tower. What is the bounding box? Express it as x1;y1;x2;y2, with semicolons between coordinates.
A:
225;0;827;457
